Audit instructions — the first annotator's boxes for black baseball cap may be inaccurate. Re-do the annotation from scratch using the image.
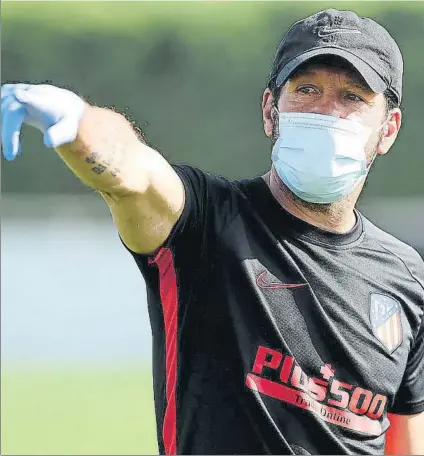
[268,9,403,104]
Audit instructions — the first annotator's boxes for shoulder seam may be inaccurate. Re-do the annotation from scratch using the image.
[373,238,424,345]
[373,239,424,296]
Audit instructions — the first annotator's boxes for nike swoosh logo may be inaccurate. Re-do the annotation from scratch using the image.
[256,271,308,290]
[317,26,361,37]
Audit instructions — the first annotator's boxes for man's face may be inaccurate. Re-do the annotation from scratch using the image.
[262,59,401,171]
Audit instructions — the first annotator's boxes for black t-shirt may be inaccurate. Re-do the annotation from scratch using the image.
[123,165,424,455]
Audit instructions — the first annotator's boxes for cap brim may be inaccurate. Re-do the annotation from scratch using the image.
[275,48,387,94]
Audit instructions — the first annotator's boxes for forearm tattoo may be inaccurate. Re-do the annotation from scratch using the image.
[85,151,123,177]
[84,116,146,178]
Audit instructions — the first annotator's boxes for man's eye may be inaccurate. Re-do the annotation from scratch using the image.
[297,86,318,95]
[344,92,364,102]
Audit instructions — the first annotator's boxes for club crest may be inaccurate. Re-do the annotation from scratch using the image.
[369,293,403,353]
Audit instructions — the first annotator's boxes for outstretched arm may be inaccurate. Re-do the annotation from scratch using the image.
[2,84,185,254]
[55,104,185,254]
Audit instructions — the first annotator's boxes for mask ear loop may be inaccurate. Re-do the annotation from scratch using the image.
[366,151,378,171]
[366,120,389,170]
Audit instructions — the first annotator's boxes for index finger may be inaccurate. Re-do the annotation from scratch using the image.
[1,96,27,161]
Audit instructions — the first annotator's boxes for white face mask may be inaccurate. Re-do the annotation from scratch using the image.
[271,112,384,204]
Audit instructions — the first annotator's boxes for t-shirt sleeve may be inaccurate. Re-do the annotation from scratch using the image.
[389,313,424,414]
[120,164,237,263]
[164,164,237,251]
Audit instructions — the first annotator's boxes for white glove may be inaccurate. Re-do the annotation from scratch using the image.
[1,83,85,161]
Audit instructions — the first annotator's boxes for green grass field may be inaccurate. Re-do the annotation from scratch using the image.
[1,367,158,455]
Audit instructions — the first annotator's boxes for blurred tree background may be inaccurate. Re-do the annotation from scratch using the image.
[2,1,424,198]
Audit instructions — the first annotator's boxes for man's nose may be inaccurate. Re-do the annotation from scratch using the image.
[309,97,344,118]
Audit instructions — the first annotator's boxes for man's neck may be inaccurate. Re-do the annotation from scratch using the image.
[263,168,358,234]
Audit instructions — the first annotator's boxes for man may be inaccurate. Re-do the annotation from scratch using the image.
[2,8,423,455]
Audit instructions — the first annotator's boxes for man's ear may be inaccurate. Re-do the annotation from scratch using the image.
[377,108,402,156]
[262,89,275,138]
